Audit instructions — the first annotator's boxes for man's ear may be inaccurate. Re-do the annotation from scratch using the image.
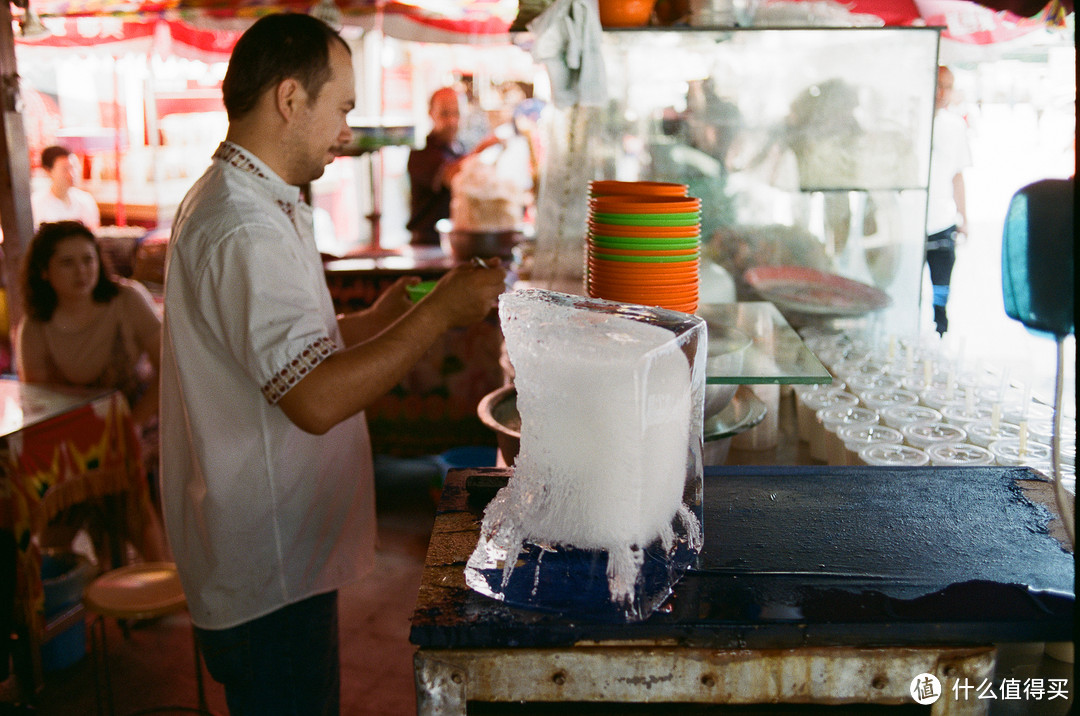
[275,77,305,122]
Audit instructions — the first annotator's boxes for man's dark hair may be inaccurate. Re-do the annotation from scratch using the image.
[222,13,350,122]
[40,145,72,171]
[22,221,119,322]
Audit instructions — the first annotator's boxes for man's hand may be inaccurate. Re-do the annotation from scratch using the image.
[369,276,417,323]
[425,259,507,329]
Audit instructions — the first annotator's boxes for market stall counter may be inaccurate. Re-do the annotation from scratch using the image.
[410,466,1073,714]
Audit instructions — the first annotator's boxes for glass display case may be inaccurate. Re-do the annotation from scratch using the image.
[531,27,940,334]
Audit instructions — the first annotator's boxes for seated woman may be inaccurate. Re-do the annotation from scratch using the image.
[15,220,168,566]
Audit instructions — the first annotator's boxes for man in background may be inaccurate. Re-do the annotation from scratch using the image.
[31,145,101,231]
[407,87,498,246]
[925,65,972,336]
[160,14,505,714]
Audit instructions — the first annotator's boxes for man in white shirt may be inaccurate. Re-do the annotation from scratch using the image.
[925,66,972,336]
[160,14,505,715]
[31,145,101,232]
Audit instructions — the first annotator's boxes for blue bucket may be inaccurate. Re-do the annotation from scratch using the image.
[435,446,498,477]
[41,551,93,671]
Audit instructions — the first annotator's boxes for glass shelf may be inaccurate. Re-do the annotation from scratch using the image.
[698,302,831,385]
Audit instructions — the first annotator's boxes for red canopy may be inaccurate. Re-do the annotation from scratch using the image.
[19,0,516,44]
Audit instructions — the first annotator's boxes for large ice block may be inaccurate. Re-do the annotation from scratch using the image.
[466,289,706,622]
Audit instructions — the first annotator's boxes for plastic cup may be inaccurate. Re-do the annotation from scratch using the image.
[881,405,943,430]
[940,404,996,427]
[860,388,919,413]
[901,421,967,450]
[589,250,701,263]
[818,406,880,465]
[859,443,930,467]
[1001,401,1056,425]
[589,223,701,237]
[838,424,903,465]
[920,386,967,412]
[590,236,701,250]
[798,388,858,446]
[927,443,996,466]
[848,374,903,399]
[589,195,702,214]
[965,419,1021,448]
[589,246,700,258]
[590,211,701,226]
[1025,417,1076,446]
[989,438,1053,466]
[589,180,688,197]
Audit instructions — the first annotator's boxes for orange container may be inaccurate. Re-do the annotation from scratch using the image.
[589,180,687,197]
[597,0,657,27]
[589,195,701,214]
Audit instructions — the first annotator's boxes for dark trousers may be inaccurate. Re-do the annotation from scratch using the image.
[195,591,340,716]
[926,226,958,333]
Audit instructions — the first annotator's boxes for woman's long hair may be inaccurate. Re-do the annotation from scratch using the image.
[23,220,120,322]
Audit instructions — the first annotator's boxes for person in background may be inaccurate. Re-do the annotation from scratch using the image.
[31,145,101,232]
[15,220,168,566]
[160,14,505,715]
[407,86,499,246]
[925,65,972,336]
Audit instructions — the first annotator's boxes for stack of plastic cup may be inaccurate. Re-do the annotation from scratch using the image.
[989,438,1054,467]
[818,406,879,465]
[859,443,930,467]
[881,405,943,431]
[795,384,843,441]
[920,385,967,413]
[860,388,919,413]
[927,443,996,466]
[847,373,903,400]
[586,181,701,314]
[941,403,995,427]
[800,389,859,452]
[901,422,967,451]
[838,424,903,465]
[965,419,1021,448]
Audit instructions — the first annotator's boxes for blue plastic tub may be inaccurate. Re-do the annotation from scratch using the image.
[41,551,93,671]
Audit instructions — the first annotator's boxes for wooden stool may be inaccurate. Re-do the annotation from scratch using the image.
[82,562,216,716]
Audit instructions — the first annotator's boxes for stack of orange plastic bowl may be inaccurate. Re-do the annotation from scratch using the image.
[586,180,701,314]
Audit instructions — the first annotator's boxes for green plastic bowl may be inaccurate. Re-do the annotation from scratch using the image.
[590,236,700,249]
[590,211,701,226]
[406,280,437,303]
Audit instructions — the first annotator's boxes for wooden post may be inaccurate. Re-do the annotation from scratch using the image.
[0,0,34,337]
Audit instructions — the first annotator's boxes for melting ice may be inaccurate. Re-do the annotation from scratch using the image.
[468,289,705,613]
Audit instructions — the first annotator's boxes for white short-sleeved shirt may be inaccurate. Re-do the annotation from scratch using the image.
[926,109,973,235]
[160,142,375,630]
[31,186,101,232]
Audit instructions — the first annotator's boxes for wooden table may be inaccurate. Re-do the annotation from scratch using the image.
[410,467,1073,715]
[0,379,148,688]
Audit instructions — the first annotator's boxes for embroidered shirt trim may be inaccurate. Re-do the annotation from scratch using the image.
[261,335,337,404]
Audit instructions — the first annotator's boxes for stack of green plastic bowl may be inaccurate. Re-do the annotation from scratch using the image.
[586,180,701,314]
